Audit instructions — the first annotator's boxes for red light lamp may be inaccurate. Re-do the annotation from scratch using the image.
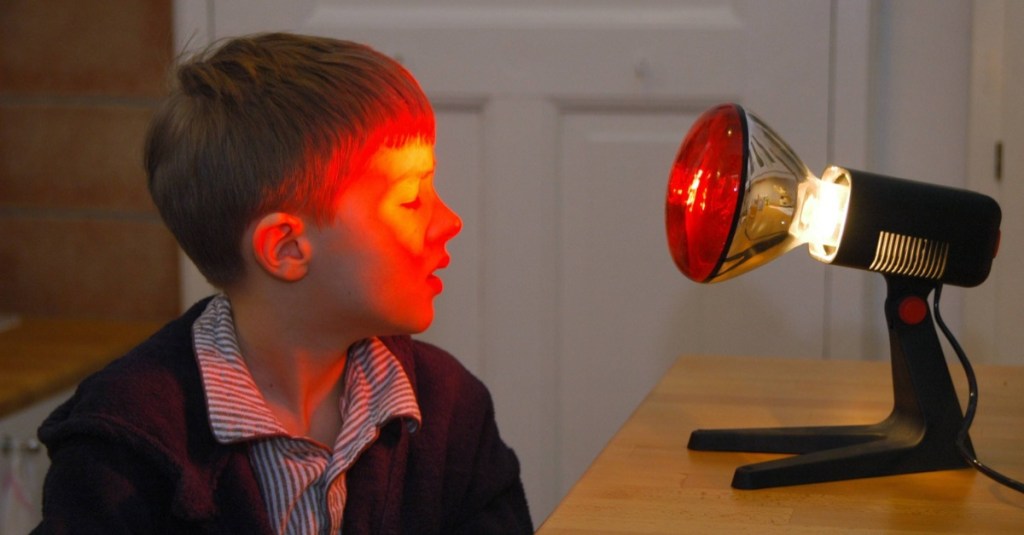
[666,103,1002,489]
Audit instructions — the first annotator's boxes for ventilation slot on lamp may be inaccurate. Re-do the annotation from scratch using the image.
[869,231,949,280]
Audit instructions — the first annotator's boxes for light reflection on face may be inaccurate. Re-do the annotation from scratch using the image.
[306,137,462,336]
[375,140,440,255]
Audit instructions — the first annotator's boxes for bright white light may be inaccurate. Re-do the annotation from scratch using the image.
[803,181,849,245]
[790,167,851,262]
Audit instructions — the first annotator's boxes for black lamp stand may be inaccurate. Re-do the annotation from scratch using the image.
[687,274,972,489]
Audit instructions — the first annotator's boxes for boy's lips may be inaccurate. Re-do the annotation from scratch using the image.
[427,254,450,294]
[427,272,444,294]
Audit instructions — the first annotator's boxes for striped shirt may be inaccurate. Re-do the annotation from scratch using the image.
[192,295,421,534]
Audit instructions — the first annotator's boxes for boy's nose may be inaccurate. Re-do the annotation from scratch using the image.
[431,197,462,243]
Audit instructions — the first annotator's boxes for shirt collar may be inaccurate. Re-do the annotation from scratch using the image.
[192,294,422,445]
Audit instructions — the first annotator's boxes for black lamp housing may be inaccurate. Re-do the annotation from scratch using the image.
[828,170,1000,288]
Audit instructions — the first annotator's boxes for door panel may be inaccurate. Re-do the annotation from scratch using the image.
[967,0,1024,365]
[417,104,486,376]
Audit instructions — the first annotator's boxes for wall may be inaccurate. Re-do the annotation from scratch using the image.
[0,0,179,321]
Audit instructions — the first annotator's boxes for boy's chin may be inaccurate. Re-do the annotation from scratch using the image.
[386,310,435,337]
[406,316,434,335]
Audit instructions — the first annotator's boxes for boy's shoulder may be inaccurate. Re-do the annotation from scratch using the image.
[381,335,495,415]
[38,300,212,452]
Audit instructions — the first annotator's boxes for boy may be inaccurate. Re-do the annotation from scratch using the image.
[33,33,532,534]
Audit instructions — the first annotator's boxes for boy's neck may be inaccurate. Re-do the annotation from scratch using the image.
[226,290,357,447]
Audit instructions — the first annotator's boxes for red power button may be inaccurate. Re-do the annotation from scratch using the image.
[898,296,929,325]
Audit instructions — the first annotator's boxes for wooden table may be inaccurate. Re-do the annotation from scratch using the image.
[538,355,1024,533]
[0,317,163,417]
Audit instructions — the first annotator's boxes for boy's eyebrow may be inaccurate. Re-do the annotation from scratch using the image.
[389,167,434,184]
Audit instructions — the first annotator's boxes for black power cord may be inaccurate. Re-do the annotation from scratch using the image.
[933,284,1024,493]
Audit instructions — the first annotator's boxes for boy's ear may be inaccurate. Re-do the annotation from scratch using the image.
[251,213,313,282]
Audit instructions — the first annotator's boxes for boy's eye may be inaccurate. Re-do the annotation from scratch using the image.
[391,177,422,209]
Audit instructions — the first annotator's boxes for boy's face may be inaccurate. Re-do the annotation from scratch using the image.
[305,137,462,336]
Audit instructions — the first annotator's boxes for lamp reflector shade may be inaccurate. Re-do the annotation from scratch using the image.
[665,104,745,282]
[666,103,813,283]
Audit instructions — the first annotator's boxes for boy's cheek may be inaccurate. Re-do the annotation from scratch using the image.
[379,204,427,255]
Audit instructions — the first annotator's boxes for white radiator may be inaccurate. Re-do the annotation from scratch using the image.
[0,436,42,534]
[0,385,73,533]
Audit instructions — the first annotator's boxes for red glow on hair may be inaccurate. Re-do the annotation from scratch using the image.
[265,109,436,225]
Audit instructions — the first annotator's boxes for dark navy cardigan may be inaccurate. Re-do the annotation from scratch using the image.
[32,299,532,534]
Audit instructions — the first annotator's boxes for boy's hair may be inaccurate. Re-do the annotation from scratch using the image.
[145,32,435,288]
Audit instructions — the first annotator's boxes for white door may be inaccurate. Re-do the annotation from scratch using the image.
[966,0,1024,366]
[175,0,834,522]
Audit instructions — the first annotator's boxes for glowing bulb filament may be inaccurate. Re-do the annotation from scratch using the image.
[791,169,851,262]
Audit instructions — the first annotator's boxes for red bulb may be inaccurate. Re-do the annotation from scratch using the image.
[666,104,745,282]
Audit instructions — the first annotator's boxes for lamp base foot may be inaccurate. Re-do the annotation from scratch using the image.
[688,413,969,489]
[688,275,972,489]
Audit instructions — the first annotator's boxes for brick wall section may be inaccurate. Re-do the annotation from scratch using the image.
[0,0,180,321]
